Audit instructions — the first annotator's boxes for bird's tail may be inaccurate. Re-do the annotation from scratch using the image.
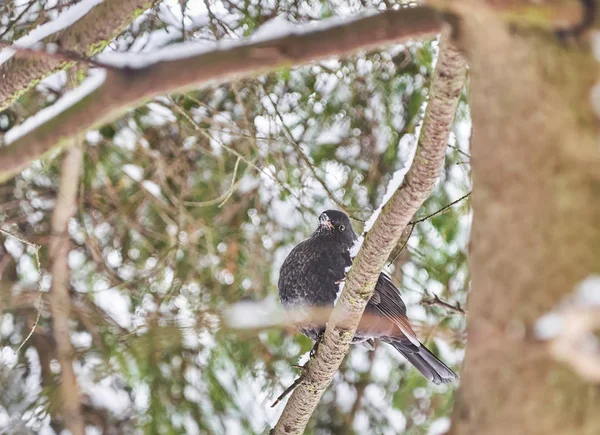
[390,341,458,385]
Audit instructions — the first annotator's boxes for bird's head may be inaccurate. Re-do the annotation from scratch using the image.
[316,210,357,247]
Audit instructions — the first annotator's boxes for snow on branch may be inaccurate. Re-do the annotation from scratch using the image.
[0,0,154,111]
[0,0,104,67]
[0,6,445,182]
[271,31,466,434]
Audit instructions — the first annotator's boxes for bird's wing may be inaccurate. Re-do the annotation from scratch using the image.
[367,273,420,347]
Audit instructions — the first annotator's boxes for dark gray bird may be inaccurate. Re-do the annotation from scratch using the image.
[278,210,458,384]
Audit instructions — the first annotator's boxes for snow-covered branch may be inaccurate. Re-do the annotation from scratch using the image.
[0,6,445,182]
[0,0,155,111]
[272,30,466,434]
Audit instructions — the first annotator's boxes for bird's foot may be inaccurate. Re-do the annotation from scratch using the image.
[309,332,324,358]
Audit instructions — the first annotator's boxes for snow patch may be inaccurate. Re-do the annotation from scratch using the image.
[252,15,295,42]
[4,69,107,144]
[122,164,144,182]
[0,0,104,67]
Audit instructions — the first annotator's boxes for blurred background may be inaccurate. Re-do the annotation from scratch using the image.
[0,0,471,433]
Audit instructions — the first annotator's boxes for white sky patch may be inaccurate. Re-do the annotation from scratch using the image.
[4,69,107,144]
[0,0,103,67]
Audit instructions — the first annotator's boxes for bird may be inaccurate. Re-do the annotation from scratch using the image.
[278,209,458,384]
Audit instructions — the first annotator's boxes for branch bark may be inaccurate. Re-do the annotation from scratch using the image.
[0,0,155,111]
[48,144,85,435]
[272,30,466,434]
[0,6,446,182]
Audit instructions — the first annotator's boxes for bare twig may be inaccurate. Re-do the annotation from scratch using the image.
[422,293,467,315]
[410,191,471,225]
[387,191,470,266]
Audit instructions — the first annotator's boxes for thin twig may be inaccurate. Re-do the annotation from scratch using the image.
[388,224,415,266]
[448,143,471,159]
[218,156,241,208]
[0,228,43,354]
[421,293,467,315]
[388,192,471,266]
[410,191,471,225]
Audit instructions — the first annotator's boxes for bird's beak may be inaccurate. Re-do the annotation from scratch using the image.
[319,214,334,230]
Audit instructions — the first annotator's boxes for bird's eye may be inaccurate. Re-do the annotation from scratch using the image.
[338,225,345,232]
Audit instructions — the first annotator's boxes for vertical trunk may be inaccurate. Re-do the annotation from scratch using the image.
[49,146,85,435]
[451,11,600,435]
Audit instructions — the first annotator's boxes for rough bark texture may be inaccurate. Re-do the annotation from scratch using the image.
[0,0,154,111]
[48,145,85,435]
[272,31,466,435]
[450,9,600,435]
[0,7,445,183]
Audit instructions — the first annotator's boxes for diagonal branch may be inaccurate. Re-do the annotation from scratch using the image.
[0,6,447,183]
[48,143,85,435]
[0,0,155,111]
[271,30,466,434]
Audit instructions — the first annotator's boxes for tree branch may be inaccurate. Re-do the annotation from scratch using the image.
[0,6,446,182]
[48,144,85,435]
[271,30,466,434]
[0,0,155,111]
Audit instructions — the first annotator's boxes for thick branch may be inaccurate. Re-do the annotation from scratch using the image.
[48,145,85,435]
[0,6,445,182]
[272,30,466,434]
[0,0,155,111]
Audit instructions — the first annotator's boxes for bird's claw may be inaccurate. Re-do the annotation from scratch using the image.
[309,332,324,358]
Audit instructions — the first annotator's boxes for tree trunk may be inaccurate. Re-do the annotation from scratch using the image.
[451,10,600,435]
